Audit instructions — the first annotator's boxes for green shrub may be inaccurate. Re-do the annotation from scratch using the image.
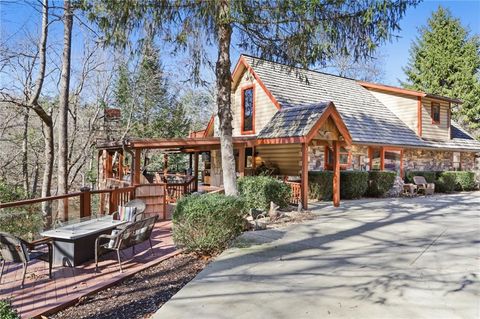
[308,171,333,201]
[435,172,457,193]
[367,171,396,197]
[340,171,369,199]
[238,176,291,210]
[405,171,437,184]
[0,300,19,319]
[173,194,245,255]
[451,171,476,191]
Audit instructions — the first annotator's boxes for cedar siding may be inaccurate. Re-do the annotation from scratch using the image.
[232,69,277,136]
[368,89,419,134]
[421,97,450,141]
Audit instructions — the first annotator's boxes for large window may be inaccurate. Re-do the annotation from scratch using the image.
[325,146,350,170]
[369,147,403,176]
[241,86,254,133]
[431,102,440,124]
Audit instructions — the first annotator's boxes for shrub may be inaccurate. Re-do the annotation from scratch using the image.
[451,171,476,191]
[238,176,291,210]
[0,300,19,319]
[308,171,333,201]
[367,171,396,197]
[405,170,476,192]
[340,171,369,199]
[173,194,245,255]
[405,171,437,184]
[435,172,457,193]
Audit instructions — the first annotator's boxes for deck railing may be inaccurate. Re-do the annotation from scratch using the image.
[166,176,197,203]
[285,181,301,206]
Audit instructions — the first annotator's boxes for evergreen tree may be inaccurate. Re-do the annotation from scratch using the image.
[402,6,480,132]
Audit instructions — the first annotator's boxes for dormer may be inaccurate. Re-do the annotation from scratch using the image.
[359,81,461,141]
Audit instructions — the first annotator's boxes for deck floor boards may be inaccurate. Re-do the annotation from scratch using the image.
[0,221,176,318]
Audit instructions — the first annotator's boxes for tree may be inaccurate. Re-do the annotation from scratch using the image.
[402,6,480,133]
[323,51,386,82]
[81,0,419,196]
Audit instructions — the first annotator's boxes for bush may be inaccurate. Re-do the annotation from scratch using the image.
[308,171,333,201]
[0,300,19,319]
[238,176,291,210]
[405,171,437,184]
[367,171,396,197]
[340,171,369,199]
[451,171,476,191]
[435,172,457,193]
[405,170,476,193]
[173,194,245,255]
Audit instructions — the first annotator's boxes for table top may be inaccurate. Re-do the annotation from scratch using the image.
[40,216,126,240]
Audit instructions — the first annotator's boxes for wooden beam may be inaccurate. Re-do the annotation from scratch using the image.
[133,149,141,185]
[301,143,309,210]
[194,152,199,191]
[238,146,246,177]
[105,151,113,179]
[333,141,340,207]
[417,96,423,136]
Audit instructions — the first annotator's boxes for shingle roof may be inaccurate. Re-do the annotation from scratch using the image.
[243,55,480,152]
[257,102,330,139]
[422,122,480,151]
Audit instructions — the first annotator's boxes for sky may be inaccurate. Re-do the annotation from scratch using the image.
[1,0,479,88]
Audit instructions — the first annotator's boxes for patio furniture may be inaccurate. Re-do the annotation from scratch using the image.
[95,215,158,273]
[403,183,417,197]
[40,216,127,267]
[413,176,435,195]
[112,199,147,227]
[0,233,52,288]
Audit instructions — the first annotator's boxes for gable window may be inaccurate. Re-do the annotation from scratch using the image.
[325,146,350,170]
[241,86,255,134]
[431,102,441,124]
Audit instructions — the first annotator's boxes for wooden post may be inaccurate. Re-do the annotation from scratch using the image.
[133,149,141,185]
[252,146,256,171]
[163,153,169,177]
[118,152,124,180]
[189,153,193,173]
[238,147,246,177]
[194,152,199,191]
[301,143,309,210]
[79,186,91,218]
[333,140,340,207]
[106,151,113,178]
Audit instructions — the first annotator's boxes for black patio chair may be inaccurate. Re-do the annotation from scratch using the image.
[0,232,52,288]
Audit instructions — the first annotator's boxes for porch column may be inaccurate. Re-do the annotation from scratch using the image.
[301,142,309,210]
[238,146,246,177]
[189,153,193,173]
[333,141,340,207]
[105,151,113,179]
[194,152,199,191]
[133,149,141,185]
[163,153,169,177]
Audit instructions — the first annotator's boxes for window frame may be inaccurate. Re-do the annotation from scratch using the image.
[324,145,351,170]
[240,85,255,135]
[431,102,441,124]
[368,146,404,177]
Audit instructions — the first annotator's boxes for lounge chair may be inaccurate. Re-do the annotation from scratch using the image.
[0,232,52,288]
[413,176,435,195]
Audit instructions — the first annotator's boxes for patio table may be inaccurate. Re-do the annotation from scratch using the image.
[40,215,126,267]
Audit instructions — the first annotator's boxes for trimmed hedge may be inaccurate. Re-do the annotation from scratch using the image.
[366,171,396,197]
[238,176,291,210]
[173,194,245,255]
[308,171,333,201]
[340,171,369,199]
[405,170,476,192]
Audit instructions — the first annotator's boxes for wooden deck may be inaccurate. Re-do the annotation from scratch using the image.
[0,221,178,318]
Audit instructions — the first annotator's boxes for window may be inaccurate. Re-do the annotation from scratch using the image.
[369,147,403,177]
[325,146,350,169]
[453,152,461,170]
[241,86,254,133]
[431,102,440,124]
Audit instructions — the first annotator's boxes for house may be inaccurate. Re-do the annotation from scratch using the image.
[96,54,480,209]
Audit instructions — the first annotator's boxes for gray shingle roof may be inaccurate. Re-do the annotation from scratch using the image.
[257,102,330,139]
[243,55,480,152]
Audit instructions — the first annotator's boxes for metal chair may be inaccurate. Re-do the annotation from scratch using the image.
[0,232,52,288]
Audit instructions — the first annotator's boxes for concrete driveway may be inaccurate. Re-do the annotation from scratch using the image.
[153,192,480,319]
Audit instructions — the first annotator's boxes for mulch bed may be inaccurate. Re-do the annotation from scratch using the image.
[49,254,210,319]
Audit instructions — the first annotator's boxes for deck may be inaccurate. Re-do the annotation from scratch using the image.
[0,221,177,318]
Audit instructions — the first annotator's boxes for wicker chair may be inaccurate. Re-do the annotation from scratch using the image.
[413,176,435,195]
[0,232,52,288]
[112,199,147,227]
[95,215,158,273]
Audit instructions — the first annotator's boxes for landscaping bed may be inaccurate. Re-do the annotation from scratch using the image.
[50,253,210,319]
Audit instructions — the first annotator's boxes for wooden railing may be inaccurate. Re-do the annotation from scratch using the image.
[166,176,197,203]
[285,181,301,206]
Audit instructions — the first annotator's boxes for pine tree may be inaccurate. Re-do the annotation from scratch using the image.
[402,6,480,132]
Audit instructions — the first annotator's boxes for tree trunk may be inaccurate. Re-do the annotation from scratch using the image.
[22,108,30,195]
[215,0,237,196]
[31,159,39,196]
[57,0,73,209]
[41,122,54,223]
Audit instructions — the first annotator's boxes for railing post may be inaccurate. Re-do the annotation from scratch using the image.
[79,186,91,218]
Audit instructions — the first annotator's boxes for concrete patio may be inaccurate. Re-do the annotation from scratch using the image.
[153,192,480,319]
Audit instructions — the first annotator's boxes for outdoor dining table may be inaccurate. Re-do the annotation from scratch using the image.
[40,215,126,267]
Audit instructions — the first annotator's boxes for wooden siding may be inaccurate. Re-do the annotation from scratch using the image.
[256,144,302,176]
[232,70,278,136]
[368,88,418,134]
[421,97,450,140]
